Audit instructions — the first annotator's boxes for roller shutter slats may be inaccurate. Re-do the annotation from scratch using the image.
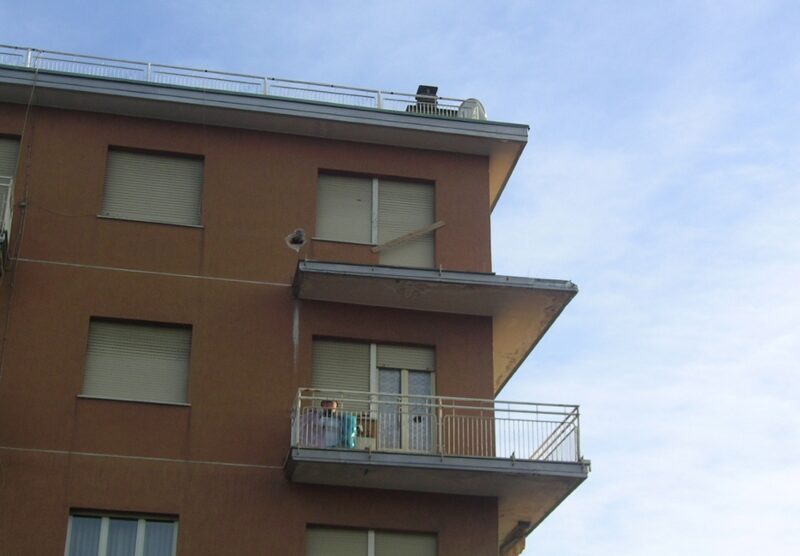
[375,532,437,556]
[378,180,434,267]
[82,321,191,404]
[316,175,372,243]
[376,345,435,371]
[306,528,368,556]
[0,138,20,178]
[311,340,370,412]
[102,150,203,226]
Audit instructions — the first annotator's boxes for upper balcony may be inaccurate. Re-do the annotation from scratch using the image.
[285,388,590,553]
[294,261,578,393]
[0,45,528,209]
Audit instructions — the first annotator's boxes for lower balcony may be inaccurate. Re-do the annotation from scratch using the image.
[284,388,590,552]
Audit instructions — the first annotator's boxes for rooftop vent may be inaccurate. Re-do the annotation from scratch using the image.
[415,85,439,105]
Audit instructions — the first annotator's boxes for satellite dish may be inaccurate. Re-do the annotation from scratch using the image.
[458,98,487,120]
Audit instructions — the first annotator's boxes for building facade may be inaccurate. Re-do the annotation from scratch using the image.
[0,46,588,555]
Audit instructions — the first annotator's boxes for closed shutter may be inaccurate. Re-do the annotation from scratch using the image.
[312,340,370,412]
[316,175,372,243]
[102,150,203,226]
[378,180,434,268]
[375,532,437,556]
[377,344,435,371]
[0,138,20,178]
[82,320,191,404]
[306,528,368,556]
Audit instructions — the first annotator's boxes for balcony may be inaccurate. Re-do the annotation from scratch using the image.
[0,175,13,271]
[293,262,578,393]
[285,388,590,549]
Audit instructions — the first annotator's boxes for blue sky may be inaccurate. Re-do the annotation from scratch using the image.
[4,0,799,553]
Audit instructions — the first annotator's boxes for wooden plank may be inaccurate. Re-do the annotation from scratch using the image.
[370,221,445,253]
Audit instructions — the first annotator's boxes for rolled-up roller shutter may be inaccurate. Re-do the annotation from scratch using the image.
[376,344,435,371]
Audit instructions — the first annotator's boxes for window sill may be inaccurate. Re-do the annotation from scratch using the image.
[97,214,205,229]
[77,394,191,408]
[311,237,376,247]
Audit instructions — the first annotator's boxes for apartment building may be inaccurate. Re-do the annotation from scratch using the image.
[0,46,589,555]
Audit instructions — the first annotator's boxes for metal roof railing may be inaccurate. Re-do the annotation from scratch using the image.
[0,45,488,121]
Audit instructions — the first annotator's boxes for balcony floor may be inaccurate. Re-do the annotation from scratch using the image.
[285,447,589,546]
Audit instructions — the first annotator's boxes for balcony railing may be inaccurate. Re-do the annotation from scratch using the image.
[0,45,488,121]
[291,388,582,463]
[0,175,13,240]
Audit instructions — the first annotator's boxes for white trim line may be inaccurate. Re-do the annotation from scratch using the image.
[0,445,282,470]
[97,518,110,556]
[367,530,376,556]
[310,237,376,247]
[96,214,205,229]
[14,258,292,287]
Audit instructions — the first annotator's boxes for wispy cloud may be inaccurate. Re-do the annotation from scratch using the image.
[4,0,800,553]
[493,2,800,553]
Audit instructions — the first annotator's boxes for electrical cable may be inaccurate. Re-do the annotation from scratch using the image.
[0,51,41,385]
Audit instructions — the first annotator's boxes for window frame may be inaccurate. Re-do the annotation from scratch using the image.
[313,174,436,247]
[311,338,436,396]
[79,318,193,407]
[311,338,436,452]
[64,511,178,556]
[99,147,205,228]
[306,526,436,556]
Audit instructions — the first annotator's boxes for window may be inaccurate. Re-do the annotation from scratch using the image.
[81,319,191,405]
[311,339,435,451]
[316,174,435,267]
[0,137,20,237]
[306,527,436,556]
[0,137,20,179]
[66,513,177,556]
[101,149,203,226]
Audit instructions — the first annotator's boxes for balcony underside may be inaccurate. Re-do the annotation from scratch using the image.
[293,261,578,393]
[286,447,588,549]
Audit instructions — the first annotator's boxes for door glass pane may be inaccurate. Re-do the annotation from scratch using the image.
[68,516,101,556]
[144,520,175,556]
[408,371,433,452]
[107,519,137,556]
[378,369,401,450]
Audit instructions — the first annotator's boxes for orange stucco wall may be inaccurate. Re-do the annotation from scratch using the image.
[0,103,498,555]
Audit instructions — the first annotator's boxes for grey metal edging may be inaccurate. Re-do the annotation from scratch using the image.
[288,447,590,479]
[0,66,529,143]
[295,260,578,293]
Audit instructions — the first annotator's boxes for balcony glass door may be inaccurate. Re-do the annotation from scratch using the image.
[377,368,434,453]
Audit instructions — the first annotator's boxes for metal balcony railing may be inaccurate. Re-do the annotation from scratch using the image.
[0,175,13,242]
[0,45,488,121]
[291,388,582,463]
